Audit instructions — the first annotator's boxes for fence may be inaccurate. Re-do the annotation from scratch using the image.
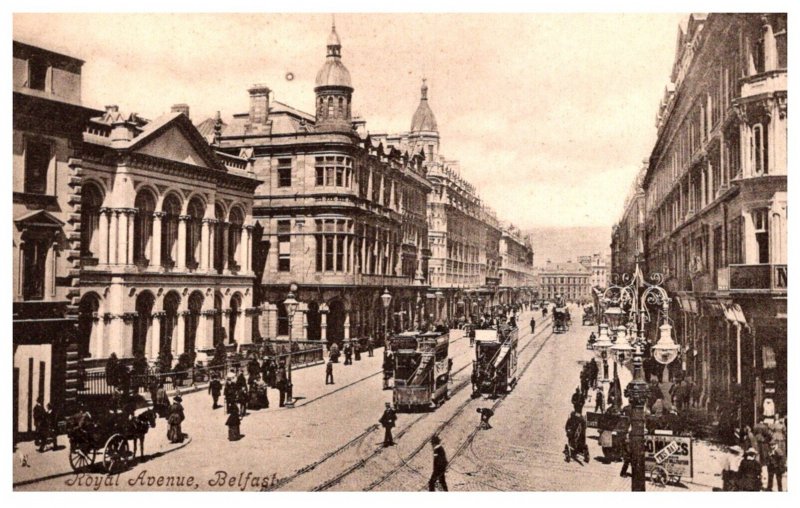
[76,346,325,397]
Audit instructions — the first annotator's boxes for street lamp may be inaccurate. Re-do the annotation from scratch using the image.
[593,323,614,382]
[652,321,680,365]
[283,287,299,408]
[610,326,635,363]
[381,288,392,354]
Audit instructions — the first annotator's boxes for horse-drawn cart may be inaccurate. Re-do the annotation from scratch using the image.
[67,408,155,474]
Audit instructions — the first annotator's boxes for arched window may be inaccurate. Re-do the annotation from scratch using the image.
[133,291,155,358]
[186,197,205,270]
[161,291,181,362]
[338,97,344,117]
[327,97,334,119]
[161,194,181,268]
[80,183,103,259]
[78,293,100,358]
[228,207,244,271]
[229,293,242,344]
[133,189,156,265]
[214,204,226,274]
[185,291,204,354]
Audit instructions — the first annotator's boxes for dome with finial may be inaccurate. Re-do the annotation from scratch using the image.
[315,22,352,89]
[410,78,438,133]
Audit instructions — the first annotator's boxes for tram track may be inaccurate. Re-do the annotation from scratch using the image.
[308,314,553,492]
[364,318,555,492]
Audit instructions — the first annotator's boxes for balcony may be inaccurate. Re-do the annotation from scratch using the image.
[721,264,787,293]
[739,70,787,100]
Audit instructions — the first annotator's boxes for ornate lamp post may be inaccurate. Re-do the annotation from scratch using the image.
[604,258,675,491]
[283,287,299,408]
[593,323,614,382]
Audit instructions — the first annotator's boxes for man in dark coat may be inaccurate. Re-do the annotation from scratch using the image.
[46,403,59,450]
[765,440,785,491]
[588,358,599,388]
[33,397,47,452]
[354,341,361,361]
[379,402,397,447]
[367,338,374,357]
[344,343,352,365]
[277,367,287,407]
[428,435,448,491]
[209,375,222,409]
[383,355,393,390]
[737,448,763,491]
[530,316,536,335]
[237,384,248,416]
[325,360,334,385]
[167,395,185,443]
[571,387,585,414]
[223,379,236,414]
[565,410,589,462]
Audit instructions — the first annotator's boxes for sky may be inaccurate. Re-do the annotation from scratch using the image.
[13,12,686,230]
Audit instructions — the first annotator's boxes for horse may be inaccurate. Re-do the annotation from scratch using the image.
[127,409,156,459]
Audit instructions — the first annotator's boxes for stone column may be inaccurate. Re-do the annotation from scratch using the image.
[89,313,104,359]
[208,220,217,272]
[320,306,328,342]
[118,211,129,266]
[121,313,137,358]
[98,208,109,265]
[177,215,189,271]
[221,223,230,273]
[150,313,163,360]
[241,308,254,346]
[175,310,187,357]
[152,212,164,268]
[300,303,309,340]
[201,219,211,272]
[344,311,351,340]
[109,210,119,265]
[127,209,136,266]
[243,226,253,274]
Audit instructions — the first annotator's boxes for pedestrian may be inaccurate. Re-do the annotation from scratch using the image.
[277,368,287,407]
[167,395,185,444]
[226,403,242,441]
[594,387,605,413]
[236,371,247,390]
[471,369,480,394]
[588,358,598,388]
[354,341,361,361]
[765,440,785,491]
[148,378,159,409]
[768,414,787,459]
[224,379,236,414]
[344,342,352,365]
[428,435,448,491]
[737,448,762,491]
[753,417,771,463]
[238,383,248,416]
[564,410,589,463]
[721,445,743,491]
[326,360,334,385]
[529,316,536,335]
[33,397,47,453]
[209,374,222,409]
[619,428,631,477]
[571,387,584,414]
[367,338,374,357]
[379,402,397,447]
[45,403,59,451]
[477,407,494,429]
[155,382,170,418]
[579,367,589,398]
[330,342,340,363]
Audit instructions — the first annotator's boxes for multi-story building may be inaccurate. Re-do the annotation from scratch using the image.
[75,104,260,371]
[610,162,647,278]
[499,223,536,304]
[373,81,515,321]
[639,13,786,425]
[211,25,433,342]
[12,41,103,438]
[539,261,592,303]
[578,252,610,289]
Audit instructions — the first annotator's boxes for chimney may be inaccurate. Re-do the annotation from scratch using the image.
[171,103,190,119]
[247,84,270,125]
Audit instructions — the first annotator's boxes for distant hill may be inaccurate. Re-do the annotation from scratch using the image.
[525,227,612,266]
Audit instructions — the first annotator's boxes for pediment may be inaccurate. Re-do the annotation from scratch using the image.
[14,209,65,229]
[134,123,214,169]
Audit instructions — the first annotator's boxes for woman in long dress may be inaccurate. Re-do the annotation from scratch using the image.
[167,395,185,443]
[226,404,241,441]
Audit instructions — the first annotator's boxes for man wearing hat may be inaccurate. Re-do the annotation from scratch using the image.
[33,397,47,452]
[167,395,185,444]
[721,445,743,491]
[737,447,763,491]
[379,402,397,447]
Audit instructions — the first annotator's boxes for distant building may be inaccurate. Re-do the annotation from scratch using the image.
[539,260,591,304]
[610,162,647,279]
[578,253,610,289]
[499,223,535,304]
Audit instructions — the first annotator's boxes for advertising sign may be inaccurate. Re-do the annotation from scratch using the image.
[644,434,693,478]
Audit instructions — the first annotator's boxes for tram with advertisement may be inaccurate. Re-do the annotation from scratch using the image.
[391,330,451,411]
[472,324,518,397]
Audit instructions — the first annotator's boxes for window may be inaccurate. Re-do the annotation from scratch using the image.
[277,220,291,272]
[314,156,352,188]
[752,123,768,175]
[315,219,350,273]
[28,59,48,91]
[22,237,48,300]
[753,209,769,264]
[728,217,744,265]
[277,158,292,187]
[24,139,50,194]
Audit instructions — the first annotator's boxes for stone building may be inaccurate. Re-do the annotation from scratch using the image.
[610,162,647,279]
[12,40,102,437]
[499,223,536,304]
[539,261,592,304]
[209,24,433,343]
[640,13,787,424]
[75,106,260,369]
[578,252,610,289]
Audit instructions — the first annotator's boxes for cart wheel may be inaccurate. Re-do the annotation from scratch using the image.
[103,434,130,475]
[650,466,668,487]
[69,441,97,471]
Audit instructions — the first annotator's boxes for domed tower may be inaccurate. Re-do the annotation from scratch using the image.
[409,79,440,163]
[314,22,353,132]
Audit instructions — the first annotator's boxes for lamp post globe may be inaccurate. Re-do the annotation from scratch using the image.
[652,321,680,365]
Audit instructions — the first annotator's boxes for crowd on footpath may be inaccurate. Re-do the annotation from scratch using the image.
[564,331,788,491]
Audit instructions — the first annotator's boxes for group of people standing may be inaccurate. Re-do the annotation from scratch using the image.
[721,415,787,491]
